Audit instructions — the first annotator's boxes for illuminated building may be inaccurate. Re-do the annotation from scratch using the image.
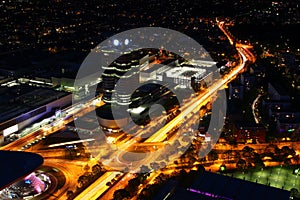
[163,66,207,89]
[0,86,71,145]
[102,51,149,105]
[233,122,266,143]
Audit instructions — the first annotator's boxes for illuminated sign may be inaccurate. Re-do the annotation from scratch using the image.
[55,110,62,117]
[3,124,18,137]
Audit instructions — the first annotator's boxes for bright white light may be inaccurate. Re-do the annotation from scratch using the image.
[113,39,119,46]
[3,124,18,137]
[130,106,146,114]
[48,138,95,148]
[124,39,129,45]
[106,136,115,144]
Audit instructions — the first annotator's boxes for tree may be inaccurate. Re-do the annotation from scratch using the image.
[178,169,188,182]
[236,158,247,171]
[242,146,254,153]
[207,150,218,161]
[290,188,300,199]
[253,156,265,168]
[228,139,237,146]
[150,162,160,171]
[113,189,130,200]
[92,164,102,175]
[127,177,141,195]
[77,146,86,156]
[226,150,240,160]
[187,156,197,167]
[264,144,279,157]
[77,175,89,188]
[284,158,292,166]
[65,147,76,159]
[280,146,296,157]
[160,161,167,169]
[242,146,255,158]
[153,175,164,185]
[138,188,151,200]
[291,154,300,165]
[194,164,205,174]
[199,157,206,163]
[140,165,151,174]
[84,164,90,172]
[66,190,74,200]
[106,182,112,186]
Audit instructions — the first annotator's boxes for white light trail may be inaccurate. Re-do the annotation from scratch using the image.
[48,138,95,148]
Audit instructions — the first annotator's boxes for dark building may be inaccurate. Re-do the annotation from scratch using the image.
[268,81,290,101]
[233,122,266,143]
[153,171,290,200]
[0,85,71,144]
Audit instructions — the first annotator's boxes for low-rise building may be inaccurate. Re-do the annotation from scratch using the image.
[0,85,71,144]
[233,122,266,143]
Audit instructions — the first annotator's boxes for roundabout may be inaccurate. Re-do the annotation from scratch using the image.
[121,151,148,163]
[0,166,64,200]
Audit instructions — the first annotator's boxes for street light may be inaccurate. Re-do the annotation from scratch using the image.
[294,168,299,175]
[219,164,226,173]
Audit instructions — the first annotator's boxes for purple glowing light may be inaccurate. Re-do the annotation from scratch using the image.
[187,188,233,200]
[23,173,45,193]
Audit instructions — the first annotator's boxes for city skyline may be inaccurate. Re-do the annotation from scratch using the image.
[0,1,300,200]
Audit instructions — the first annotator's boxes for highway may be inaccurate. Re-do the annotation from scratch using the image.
[56,20,300,199]
[143,18,257,144]
[144,48,250,144]
[99,19,256,179]
[0,95,102,151]
[73,171,122,200]
[1,19,257,200]
[113,21,259,197]
[252,94,262,124]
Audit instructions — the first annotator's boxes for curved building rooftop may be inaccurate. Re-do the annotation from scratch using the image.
[96,104,130,130]
[0,151,43,190]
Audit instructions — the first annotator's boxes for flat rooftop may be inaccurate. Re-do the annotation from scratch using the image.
[269,81,290,96]
[0,85,69,123]
[154,171,290,200]
[165,66,206,79]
